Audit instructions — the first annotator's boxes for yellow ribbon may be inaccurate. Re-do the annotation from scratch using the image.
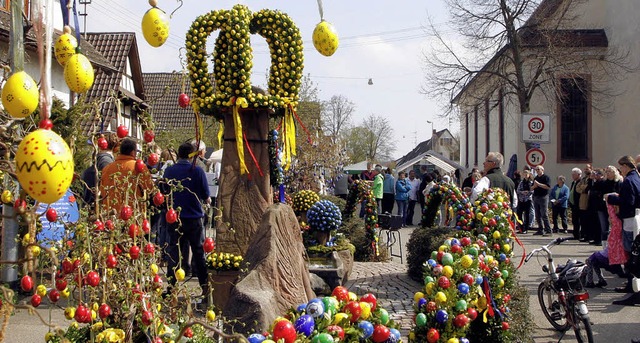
[225,97,249,175]
[217,119,224,149]
[281,105,297,170]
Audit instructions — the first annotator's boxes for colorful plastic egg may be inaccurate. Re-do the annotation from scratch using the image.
[272,320,296,343]
[442,265,454,277]
[16,129,74,203]
[247,333,266,343]
[64,53,94,93]
[378,308,389,325]
[460,255,473,268]
[306,298,325,318]
[415,313,427,327]
[141,5,169,47]
[1,71,39,118]
[358,320,374,338]
[436,309,449,324]
[427,328,440,343]
[359,301,371,319]
[435,291,447,304]
[312,20,339,56]
[311,333,334,343]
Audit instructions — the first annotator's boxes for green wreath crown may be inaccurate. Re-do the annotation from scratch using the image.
[186,4,304,117]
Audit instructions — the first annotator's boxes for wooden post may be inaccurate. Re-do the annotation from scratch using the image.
[215,108,273,255]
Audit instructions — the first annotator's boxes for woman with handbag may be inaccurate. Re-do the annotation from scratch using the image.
[606,155,640,305]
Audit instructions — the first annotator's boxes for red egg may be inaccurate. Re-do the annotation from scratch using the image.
[272,320,296,343]
[371,325,390,343]
[116,124,129,138]
[453,314,469,328]
[360,293,377,310]
[332,286,349,302]
[343,301,362,322]
[426,301,437,312]
[427,328,440,343]
[467,308,478,321]
[438,276,451,289]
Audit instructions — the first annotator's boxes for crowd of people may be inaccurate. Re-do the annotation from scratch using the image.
[80,135,218,303]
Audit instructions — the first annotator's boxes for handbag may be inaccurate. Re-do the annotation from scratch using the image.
[628,234,640,278]
[622,208,640,238]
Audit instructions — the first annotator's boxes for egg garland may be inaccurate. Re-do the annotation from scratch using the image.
[292,190,320,213]
[312,20,339,57]
[185,4,304,118]
[15,128,74,204]
[141,0,169,48]
[421,182,470,230]
[306,200,342,233]
[342,180,380,260]
[268,130,284,187]
[410,187,516,343]
[1,70,40,119]
[54,26,78,67]
[257,287,402,343]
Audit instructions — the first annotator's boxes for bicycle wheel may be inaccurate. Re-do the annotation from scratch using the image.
[537,282,570,331]
[572,310,594,343]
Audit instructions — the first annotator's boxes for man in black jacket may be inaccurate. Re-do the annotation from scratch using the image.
[568,167,583,239]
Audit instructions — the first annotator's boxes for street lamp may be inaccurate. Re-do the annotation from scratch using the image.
[427,120,434,152]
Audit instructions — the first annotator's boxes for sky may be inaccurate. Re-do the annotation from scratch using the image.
[76,0,454,160]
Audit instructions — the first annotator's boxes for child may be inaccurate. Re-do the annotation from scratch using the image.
[584,247,610,288]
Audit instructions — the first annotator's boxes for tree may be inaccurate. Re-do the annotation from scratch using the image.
[422,0,635,117]
[344,114,395,162]
[321,95,355,140]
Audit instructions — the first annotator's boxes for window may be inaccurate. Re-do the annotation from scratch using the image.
[440,137,453,145]
[1,1,30,16]
[558,77,590,162]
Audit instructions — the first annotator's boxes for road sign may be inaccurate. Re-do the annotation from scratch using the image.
[525,148,546,167]
[522,113,551,143]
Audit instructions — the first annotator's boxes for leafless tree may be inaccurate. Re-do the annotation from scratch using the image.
[344,114,395,162]
[422,0,636,118]
[321,95,355,140]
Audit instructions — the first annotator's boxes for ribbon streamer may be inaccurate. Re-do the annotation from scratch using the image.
[508,217,527,269]
[224,97,249,175]
[217,120,224,149]
[281,107,297,171]
[316,0,324,20]
[243,132,264,177]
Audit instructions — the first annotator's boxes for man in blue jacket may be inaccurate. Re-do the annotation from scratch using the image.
[162,142,211,301]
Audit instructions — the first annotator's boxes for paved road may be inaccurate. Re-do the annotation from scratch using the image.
[4,226,640,342]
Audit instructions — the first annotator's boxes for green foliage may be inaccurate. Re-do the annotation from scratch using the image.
[340,216,388,261]
[306,233,355,256]
[319,194,346,213]
[406,226,454,282]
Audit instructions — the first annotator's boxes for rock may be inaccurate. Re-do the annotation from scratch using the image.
[224,203,315,333]
[308,250,354,290]
[309,273,331,295]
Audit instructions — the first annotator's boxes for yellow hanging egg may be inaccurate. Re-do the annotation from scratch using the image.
[141,4,169,48]
[460,255,474,268]
[64,53,94,93]
[1,71,39,119]
[435,291,447,304]
[442,265,454,278]
[54,26,78,66]
[359,301,371,319]
[312,20,339,56]
[15,129,74,204]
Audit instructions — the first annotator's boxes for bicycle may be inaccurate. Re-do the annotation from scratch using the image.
[525,237,594,343]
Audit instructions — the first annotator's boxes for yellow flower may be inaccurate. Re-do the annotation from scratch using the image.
[96,328,125,342]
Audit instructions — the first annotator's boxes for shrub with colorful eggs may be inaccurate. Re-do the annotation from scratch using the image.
[410,187,518,343]
[293,190,321,213]
[249,286,402,343]
[307,199,342,233]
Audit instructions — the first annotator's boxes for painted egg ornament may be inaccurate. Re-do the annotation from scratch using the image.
[306,299,325,318]
[378,308,390,325]
[141,0,169,48]
[1,71,39,118]
[326,325,344,340]
[390,328,401,342]
[358,320,374,338]
[311,333,334,343]
[272,319,297,343]
[312,20,339,56]
[458,282,470,295]
[415,313,427,327]
[448,338,460,343]
[322,296,339,315]
[426,328,440,343]
[247,333,266,343]
[371,325,391,343]
[442,265,454,277]
[294,314,315,337]
[359,301,372,319]
[436,309,449,324]
[64,53,94,93]
[332,312,349,325]
[16,129,74,203]
[54,26,78,66]
[460,255,474,268]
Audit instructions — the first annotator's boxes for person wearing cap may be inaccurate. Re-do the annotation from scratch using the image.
[470,152,517,207]
[191,139,209,171]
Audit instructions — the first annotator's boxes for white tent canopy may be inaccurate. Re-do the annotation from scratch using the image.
[343,160,370,174]
[395,150,463,174]
[207,149,223,164]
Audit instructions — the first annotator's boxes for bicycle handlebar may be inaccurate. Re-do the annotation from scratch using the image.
[525,237,574,262]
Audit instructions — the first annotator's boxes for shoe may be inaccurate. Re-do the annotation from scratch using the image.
[562,229,568,234]
[579,238,587,242]
[612,292,640,306]
[595,280,608,288]
[553,229,559,233]
[521,230,528,234]
[533,231,544,236]
[585,281,596,288]
[615,283,632,293]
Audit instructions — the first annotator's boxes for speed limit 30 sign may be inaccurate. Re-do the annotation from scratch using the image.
[522,113,550,143]
[526,148,545,167]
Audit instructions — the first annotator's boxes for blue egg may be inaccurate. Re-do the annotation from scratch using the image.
[499,253,507,261]
[458,283,470,295]
[358,320,374,338]
[418,298,427,308]
[295,314,315,337]
[436,309,449,323]
[297,303,307,312]
[390,328,401,340]
[248,333,266,343]
[427,259,437,267]
[451,238,460,246]
[306,298,325,318]
[476,276,484,285]
[460,338,470,343]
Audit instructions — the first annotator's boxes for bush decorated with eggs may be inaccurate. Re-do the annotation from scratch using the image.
[306,199,342,233]
[252,286,402,343]
[410,187,519,343]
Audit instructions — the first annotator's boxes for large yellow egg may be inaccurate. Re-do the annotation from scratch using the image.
[16,129,74,203]
[312,20,339,56]
[54,29,77,67]
[1,71,39,118]
[142,7,169,48]
[64,53,94,93]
